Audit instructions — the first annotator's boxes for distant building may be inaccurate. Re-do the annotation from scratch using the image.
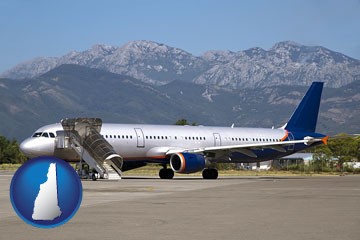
[343,162,360,169]
[242,153,315,170]
[240,153,343,171]
[242,161,272,170]
[277,153,314,166]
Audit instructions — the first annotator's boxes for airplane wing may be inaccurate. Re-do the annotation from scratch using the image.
[166,137,326,158]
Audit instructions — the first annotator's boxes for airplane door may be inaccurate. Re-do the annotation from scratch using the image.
[213,133,221,146]
[288,132,295,151]
[134,128,145,148]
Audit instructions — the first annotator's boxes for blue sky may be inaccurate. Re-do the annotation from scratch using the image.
[1,0,359,73]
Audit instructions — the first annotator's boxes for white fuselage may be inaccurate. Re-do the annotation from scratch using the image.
[20,122,288,163]
[102,124,287,159]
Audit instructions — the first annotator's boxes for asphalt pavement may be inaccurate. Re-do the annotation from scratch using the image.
[0,172,359,240]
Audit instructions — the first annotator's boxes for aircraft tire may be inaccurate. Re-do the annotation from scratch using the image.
[202,169,209,179]
[91,173,97,181]
[159,168,174,179]
[210,168,218,179]
[202,168,218,179]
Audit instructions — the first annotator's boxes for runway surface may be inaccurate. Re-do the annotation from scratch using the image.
[1,172,359,240]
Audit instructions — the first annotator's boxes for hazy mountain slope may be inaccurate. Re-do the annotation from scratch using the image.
[1,65,359,141]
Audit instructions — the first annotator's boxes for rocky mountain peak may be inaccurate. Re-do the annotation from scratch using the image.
[1,41,359,89]
[122,40,168,52]
[89,44,117,55]
[271,41,302,50]
[201,50,236,63]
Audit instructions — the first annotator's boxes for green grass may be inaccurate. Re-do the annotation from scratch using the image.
[0,164,21,170]
[124,165,345,177]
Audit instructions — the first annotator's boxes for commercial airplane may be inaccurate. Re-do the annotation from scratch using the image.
[20,82,328,179]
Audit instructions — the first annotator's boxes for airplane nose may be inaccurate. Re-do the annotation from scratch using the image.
[19,137,55,158]
[19,138,37,158]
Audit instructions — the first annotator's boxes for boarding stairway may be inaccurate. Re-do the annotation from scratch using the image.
[54,118,123,180]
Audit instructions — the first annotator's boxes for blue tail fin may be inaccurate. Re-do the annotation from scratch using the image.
[285,82,324,133]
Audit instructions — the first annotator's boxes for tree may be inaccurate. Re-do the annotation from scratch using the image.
[312,144,333,172]
[310,134,360,172]
[175,119,197,126]
[0,136,26,164]
[328,134,358,170]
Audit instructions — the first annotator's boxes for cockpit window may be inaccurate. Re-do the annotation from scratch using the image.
[42,132,49,138]
[32,132,42,137]
[32,132,55,138]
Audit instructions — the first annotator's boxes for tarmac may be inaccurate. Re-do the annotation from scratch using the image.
[0,172,359,240]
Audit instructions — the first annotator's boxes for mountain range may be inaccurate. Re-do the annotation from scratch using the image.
[1,63,359,141]
[1,41,359,89]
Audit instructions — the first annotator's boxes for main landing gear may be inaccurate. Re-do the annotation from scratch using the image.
[202,168,218,179]
[158,166,218,180]
[159,168,174,179]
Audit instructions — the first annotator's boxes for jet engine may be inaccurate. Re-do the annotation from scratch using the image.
[170,153,206,174]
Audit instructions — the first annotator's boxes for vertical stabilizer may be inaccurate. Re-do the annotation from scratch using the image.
[284,82,324,133]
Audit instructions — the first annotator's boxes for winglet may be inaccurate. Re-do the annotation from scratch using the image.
[322,136,329,145]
